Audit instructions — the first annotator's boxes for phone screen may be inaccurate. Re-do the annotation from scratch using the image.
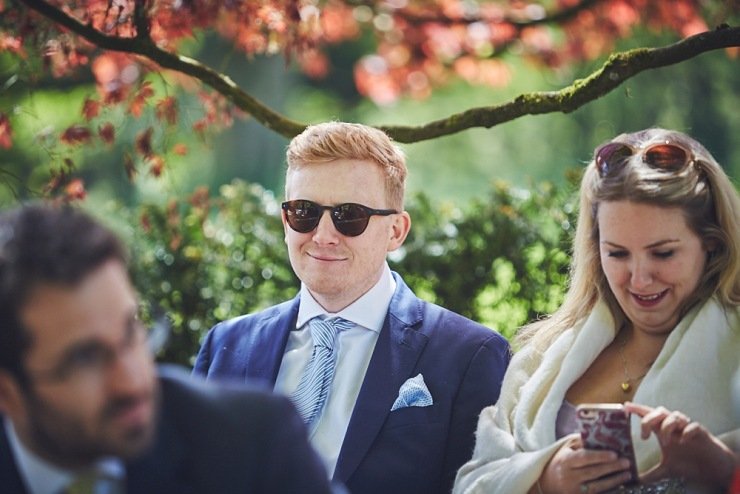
[576,403,639,484]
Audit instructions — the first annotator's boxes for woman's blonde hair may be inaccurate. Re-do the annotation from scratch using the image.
[516,128,740,352]
[285,122,407,210]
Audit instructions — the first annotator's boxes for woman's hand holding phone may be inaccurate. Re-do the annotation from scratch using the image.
[576,403,639,485]
[536,403,638,494]
[537,435,633,494]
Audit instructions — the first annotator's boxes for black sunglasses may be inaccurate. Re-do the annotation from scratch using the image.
[282,200,398,237]
[595,141,694,178]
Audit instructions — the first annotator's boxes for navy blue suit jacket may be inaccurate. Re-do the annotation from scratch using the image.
[193,272,511,494]
[0,367,332,494]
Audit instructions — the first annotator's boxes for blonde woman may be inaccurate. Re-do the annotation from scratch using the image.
[454,128,740,494]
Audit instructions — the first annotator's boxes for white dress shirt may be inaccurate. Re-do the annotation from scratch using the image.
[4,419,125,494]
[275,263,396,477]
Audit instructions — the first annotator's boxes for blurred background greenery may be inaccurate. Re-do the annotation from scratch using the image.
[1,26,738,364]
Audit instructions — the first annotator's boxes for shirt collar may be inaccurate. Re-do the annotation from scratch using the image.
[297,263,396,333]
[4,419,124,494]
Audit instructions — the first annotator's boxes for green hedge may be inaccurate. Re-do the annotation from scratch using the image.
[119,177,579,366]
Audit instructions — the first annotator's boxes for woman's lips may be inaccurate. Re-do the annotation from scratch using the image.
[630,289,667,307]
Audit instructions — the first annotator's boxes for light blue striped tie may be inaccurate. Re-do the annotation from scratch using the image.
[291,317,353,427]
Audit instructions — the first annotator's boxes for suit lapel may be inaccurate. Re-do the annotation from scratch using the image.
[333,274,429,482]
[0,418,28,494]
[244,297,300,387]
[126,387,190,493]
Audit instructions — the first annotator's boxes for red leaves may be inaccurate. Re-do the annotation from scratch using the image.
[453,58,511,87]
[44,39,90,78]
[2,0,722,183]
[298,49,329,79]
[65,178,87,201]
[135,127,154,157]
[190,91,240,135]
[98,122,116,144]
[82,98,101,120]
[166,200,182,250]
[155,96,178,125]
[124,152,137,181]
[140,211,152,233]
[320,4,360,43]
[0,33,26,57]
[172,143,188,156]
[148,155,166,178]
[92,52,140,104]
[0,113,12,149]
[44,159,86,203]
[60,125,92,145]
[189,186,211,223]
[4,0,718,117]
[134,127,167,177]
[62,117,113,148]
[129,81,155,118]
[189,186,210,211]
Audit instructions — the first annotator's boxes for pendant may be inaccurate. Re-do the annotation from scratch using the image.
[621,381,631,392]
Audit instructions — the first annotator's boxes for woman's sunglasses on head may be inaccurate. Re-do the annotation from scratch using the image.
[282,200,398,237]
[595,141,695,178]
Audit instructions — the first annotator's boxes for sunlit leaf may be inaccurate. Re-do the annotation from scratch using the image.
[148,154,165,177]
[64,178,87,201]
[172,142,188,155]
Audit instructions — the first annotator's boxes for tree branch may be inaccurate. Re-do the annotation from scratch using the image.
[16,0,740,144]
[18,0,306,137]
[380,25,740,143]
[133,0,151,41]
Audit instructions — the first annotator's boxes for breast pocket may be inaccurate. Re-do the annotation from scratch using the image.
[363,406,447,491]
[383,403,443,430]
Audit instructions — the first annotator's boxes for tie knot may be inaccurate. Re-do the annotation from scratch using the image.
[308,317,352,349]
[64,472,96,494]
[63,470,123,494]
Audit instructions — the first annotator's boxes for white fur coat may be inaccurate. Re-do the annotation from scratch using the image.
[453,298,740,494]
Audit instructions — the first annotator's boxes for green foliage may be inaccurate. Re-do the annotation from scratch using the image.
[397,179,577,340]
[120,182,298,365]
[122,177,578,365]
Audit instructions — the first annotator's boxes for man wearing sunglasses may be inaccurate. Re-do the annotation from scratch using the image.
[0,205,333,494]
[194,122,511,494]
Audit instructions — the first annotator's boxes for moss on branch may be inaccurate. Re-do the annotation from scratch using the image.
[17,0,740,144]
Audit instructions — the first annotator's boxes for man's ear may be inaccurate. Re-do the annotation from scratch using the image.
[388,211,411,252]
[0,370,26,420]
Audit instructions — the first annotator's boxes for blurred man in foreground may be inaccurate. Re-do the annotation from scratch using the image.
[0,204,332,494]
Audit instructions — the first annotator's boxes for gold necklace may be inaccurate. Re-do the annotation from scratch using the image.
[618,334,649,392]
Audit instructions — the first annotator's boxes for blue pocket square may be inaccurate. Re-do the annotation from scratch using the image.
[390,373,433,411]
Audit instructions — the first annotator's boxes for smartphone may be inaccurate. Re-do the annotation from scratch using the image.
[576,403,638,485]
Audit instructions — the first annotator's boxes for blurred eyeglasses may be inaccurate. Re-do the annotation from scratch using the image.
[27,313,170,386]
